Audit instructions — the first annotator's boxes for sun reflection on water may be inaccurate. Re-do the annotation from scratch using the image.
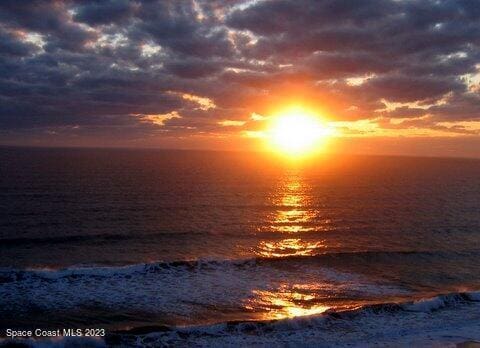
[256,172,330,257]
[244,285,330,320]
[270,176,315,234]
[259,172,329,255]
[262,173,333,235]
[256,238,324,258]
[247,172,333,320]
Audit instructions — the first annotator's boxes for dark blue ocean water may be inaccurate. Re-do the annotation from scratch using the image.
[1,147,479,330]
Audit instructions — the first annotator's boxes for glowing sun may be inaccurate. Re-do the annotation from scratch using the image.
[268,108,333,155]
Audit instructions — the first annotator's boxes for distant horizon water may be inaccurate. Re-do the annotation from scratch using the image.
[2,144,480,160]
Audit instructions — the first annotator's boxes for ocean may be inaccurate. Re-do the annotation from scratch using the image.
[1,147,480,346]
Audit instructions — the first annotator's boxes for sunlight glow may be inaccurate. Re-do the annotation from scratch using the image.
[245,286,330,320]
[268,107,334,156]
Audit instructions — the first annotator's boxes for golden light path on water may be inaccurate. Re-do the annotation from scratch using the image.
[246,172,332,320]
[245,286,330,320]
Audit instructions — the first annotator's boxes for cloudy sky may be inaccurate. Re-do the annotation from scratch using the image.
[0,0,480,156]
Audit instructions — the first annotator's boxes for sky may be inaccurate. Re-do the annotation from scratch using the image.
[0,0,480,157]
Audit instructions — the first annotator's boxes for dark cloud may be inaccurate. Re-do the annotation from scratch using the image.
[0,0,479,143]
[0,29,36,56]
[428,93,480,121]
[0,0,96,52]
[164,58,224,78]
[73,0,136,26]
[133,1,234,58]
[376,107,428,119]
[363,75,465,103]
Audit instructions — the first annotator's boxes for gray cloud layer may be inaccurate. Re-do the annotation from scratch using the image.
[0,0,479,141]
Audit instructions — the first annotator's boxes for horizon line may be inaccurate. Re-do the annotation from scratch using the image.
[1,144,480,161]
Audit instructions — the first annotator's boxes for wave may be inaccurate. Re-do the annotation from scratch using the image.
[1,292,479,347]
[0,253,412,324]
[1,251,478,342]
[1,249,479,279]
[106,291,480,347]
[128,290,480,329]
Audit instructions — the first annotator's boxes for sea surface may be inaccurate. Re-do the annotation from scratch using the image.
[1,147,480,345]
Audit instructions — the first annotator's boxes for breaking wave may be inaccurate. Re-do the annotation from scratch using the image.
[1,249,479,280]
[1,291,479,347]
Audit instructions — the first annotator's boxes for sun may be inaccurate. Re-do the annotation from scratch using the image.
[267,108,333,156]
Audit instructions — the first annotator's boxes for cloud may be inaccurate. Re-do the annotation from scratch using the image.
[0,0,479,145]
[164,58,224,78]
[73,0,136,26]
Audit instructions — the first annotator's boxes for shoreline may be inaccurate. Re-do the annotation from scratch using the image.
[2,292,479,347]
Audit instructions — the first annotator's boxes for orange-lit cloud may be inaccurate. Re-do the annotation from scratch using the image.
[1,0,480,156]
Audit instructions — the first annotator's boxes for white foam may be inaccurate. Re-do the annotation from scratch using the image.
[5,295,479,347]
[0,260,408,325]
[121,297,480,347]
[402,296,447,312]
[466,291,480,301]
[402,292,480,313]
